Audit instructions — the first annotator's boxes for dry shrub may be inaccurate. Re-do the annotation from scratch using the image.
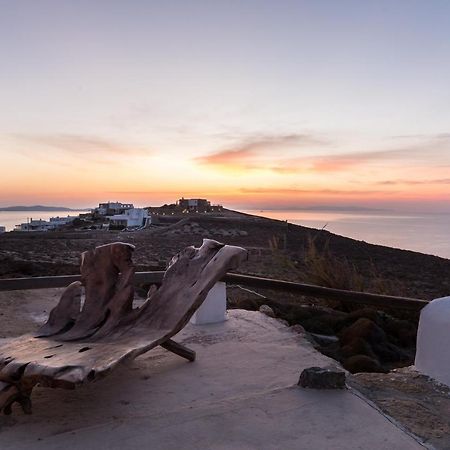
[267,232,394,296]
[303,236,365,291]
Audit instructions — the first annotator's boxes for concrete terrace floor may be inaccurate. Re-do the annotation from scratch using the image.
[0,309,426,450]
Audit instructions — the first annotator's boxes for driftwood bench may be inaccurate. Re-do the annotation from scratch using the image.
[0,239,246,414]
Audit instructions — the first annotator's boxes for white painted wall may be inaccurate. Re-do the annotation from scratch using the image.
[190,282,227,325]
[415,296,450,386]
[108,208,150,227]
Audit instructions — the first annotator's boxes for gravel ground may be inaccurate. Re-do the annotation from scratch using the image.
[350,367,450,449]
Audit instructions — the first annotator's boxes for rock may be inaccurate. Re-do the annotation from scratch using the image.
[259,304,275,318]
[343,355,385,373]
[235,299,259,311]
[337,308,381,329]
[298,366,346,389]
[381,315,417,347]
[290,324,306,334]
[339,317,411,368]
[285,305,347,335]
[341,337,377,359]
[277,318,290,327]
[339,318,386,346]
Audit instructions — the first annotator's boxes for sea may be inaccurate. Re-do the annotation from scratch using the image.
[0,210,87,232]
[1,209,449,260]
[243,209,450,260]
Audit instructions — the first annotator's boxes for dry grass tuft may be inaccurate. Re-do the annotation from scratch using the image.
[303,236,365,291]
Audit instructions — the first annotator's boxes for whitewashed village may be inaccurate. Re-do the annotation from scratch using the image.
[11,198,223,233]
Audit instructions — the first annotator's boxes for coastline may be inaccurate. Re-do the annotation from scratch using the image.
[1,209,449,300]
[0,210,88,232]
[243,208,450,259]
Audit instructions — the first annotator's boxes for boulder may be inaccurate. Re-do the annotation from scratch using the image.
[339,318,386,346]
[290,324,306,334]
[259,304,275,318]
[341,337,377,359]
[343,355,385,373]
[298,366,346,389]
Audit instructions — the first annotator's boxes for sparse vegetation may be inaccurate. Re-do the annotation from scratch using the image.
[1,211,447,374]
[302,235,365,291]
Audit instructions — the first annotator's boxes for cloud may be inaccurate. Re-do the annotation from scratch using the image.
[196,148,256,167]
[11,133,151,162]
[239,187,391,196]
[377,178,450,186]
[196,132,450,174]
[389,132,450,141]
[198,146,408,174]
[308,133,450,172]
[309,149,412,172]
[195,134,327,172]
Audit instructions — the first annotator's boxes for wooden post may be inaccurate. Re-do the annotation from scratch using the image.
[160,339,196,362]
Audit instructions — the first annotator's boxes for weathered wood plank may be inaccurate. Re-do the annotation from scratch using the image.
[0,273,427,311]
[0,272,165,292]
[222,273,428,311]
[0,275,82,291]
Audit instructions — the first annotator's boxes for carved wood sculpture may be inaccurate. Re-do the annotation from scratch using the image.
[0,239,247,414]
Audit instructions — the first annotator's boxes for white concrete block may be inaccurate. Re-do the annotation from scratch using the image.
[415,296,450,386]
[190,282,227,325]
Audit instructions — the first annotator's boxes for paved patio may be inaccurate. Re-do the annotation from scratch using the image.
[0,310,425,450]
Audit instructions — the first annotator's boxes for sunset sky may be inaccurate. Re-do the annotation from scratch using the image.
[1,1,450,211]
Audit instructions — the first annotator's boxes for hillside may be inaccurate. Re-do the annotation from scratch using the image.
[0,205,84,212]
[1,209,449,299]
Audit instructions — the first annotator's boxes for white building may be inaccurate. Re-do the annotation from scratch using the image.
[177,198,211,211]
[49,216,77,226]
[15,215,77,232]
[15,219,53,232]
[94,202,134,216]
[107,208,151,229]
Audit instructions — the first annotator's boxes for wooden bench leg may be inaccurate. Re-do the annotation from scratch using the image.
[161,339,196,362]
[0,381,32,415]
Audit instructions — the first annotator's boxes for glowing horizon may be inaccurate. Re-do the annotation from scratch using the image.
[1,1,450,213]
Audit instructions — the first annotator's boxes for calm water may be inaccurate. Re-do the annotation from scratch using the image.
[0,211,87,231]
[244,209,450,259]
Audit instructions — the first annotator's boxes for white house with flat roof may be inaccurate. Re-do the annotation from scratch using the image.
[14,215,77,232]
[15,219,53,232]
[49,216,77,226]
[94,202,134,216]
[107,208,150,229]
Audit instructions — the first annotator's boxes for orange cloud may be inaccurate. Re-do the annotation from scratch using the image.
[239,187,393,196]
[377,178,450,186]
[195,148,256,169]
[195,139,405,174]
[195,133,450,175]
[195,134,326,172]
